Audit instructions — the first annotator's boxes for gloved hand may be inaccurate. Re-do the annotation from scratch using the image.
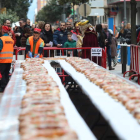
[35,55,39,58]
[28,52,32,58]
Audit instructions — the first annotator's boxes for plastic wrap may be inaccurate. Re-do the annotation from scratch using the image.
[43,60,97,140]
[0,60,25,140]
[0,60,96,140]
[57,60,140,140]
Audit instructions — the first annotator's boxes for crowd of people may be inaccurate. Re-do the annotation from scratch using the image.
[117,22,131,44]
[0,18,122,92]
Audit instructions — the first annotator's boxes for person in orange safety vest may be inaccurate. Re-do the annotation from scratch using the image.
[0,26,14,92]
[26,28,44,58]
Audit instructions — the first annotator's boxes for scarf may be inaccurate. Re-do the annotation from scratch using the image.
[43,30,53,41]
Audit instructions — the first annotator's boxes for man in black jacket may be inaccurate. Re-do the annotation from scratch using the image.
[53,22,67,48]
[15,18,30,47]
[15,18,31,47]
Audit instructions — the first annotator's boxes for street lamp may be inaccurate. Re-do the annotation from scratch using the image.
[124,0,127,26]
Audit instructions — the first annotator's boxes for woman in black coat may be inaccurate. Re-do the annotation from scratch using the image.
[40,23,53,57]
[96,24,106,48]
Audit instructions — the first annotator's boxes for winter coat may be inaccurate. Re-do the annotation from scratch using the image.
[137,27,140,37]
[64,40,76,49]
[110,37,117,57]
[64,40,77,56]
[53,30,67,47]
[118,29,128,39]
[21,27,32,47]
[97,31,106,48]
[71,29,81,35]
[15,25,31,47]
[40,30,53,46]
[10,30,16,46]
[14,27,22,47]
[125,29,131,44]
[104,30,112,47]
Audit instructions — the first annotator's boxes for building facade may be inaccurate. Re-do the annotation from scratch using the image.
[37,0,49,12]
[107,0,140,26]
[88,0,109,24]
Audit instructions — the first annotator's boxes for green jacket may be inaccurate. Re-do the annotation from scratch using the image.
[64,40,76,50]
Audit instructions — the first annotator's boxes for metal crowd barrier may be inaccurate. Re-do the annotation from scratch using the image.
[123,45,140,84]
[14,47,107,69]
[13,46,107,84]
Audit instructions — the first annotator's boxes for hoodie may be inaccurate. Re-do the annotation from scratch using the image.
[64,39,76,51]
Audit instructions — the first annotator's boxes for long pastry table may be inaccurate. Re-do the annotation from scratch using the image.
[0,61,26,140]
[0,60,96,140]
[56,59,140,140]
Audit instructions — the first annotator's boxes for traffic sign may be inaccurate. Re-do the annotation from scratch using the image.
[79,4,91,17]
[91,48,102,57]
[89,0,104,7]
[89,9,104,16]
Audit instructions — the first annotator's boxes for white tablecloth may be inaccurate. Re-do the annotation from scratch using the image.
[57,60,140,140]
[43,60,97,140]
[0,60,26,140]
[0,60,96,140]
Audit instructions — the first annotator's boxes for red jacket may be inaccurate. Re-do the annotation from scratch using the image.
[56,27,60,31]
[71,29,81,35]
[10,30,16,46]
[0,72,2,79]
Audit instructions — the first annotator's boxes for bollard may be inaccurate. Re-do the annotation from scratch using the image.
[121,45,127,73]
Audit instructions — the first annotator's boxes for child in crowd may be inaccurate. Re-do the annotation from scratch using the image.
[109,29,118,67]
[64,32,77,56]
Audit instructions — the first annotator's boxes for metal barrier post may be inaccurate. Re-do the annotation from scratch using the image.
[15,49,18,60]
[49,50,50,57]
[60,50,61,56]
[62,50,64,56]
[121,45,127,73]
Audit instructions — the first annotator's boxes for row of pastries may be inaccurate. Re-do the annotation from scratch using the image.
[65,57,140,122]
[19,58,78,140]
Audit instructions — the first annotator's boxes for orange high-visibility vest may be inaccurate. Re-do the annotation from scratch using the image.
[26,36,44,58]
[0,36,14,63]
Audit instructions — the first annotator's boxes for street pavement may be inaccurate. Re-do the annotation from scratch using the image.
[110,63,138,84]
[0,92,3,102]
[111,63,129,78]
